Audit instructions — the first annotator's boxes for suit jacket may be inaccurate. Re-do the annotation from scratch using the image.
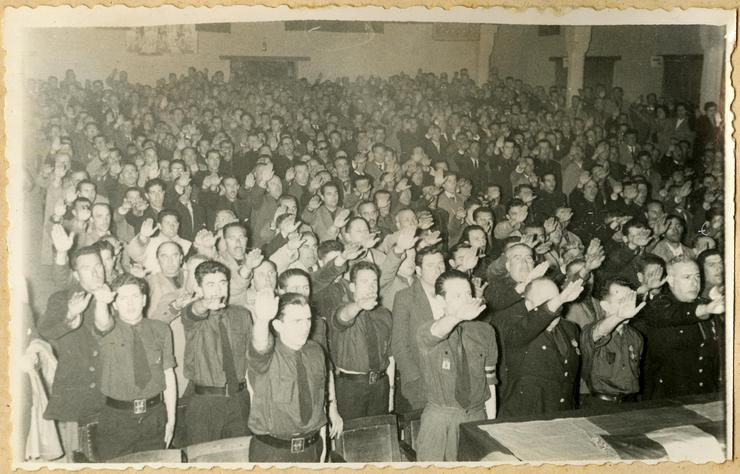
[390,278,435,410]
[457,156,489,193]
[365,160,387,182]
[671,117,695,145]
[423,137,448,163]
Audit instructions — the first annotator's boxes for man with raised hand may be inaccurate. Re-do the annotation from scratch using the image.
[91,274,176,460]
[182,260,252,445]
[415,269,496,462]
[248,291,329,462]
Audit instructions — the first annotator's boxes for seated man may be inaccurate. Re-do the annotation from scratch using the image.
[248,292,329,462]
[92,274,177,460]
[416,270,497,462]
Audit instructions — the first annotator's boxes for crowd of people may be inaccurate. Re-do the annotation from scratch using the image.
[23,65,727,463]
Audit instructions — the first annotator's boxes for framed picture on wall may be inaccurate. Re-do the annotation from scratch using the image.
[125,25,198,55]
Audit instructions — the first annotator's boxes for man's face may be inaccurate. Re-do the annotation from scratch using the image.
[223,177,239,201]
[157,242,183,277]
[206,153,221,173]
[664,217,684,243]
[146,184,165,209]
[113,284,146,324]
[199,271,229,304]
[282,275,311,298]
[321,186,340,208]
[335,159,350,180]
[443,175,457,194]
[416,252,446,286]
[468,229,488,252]
[451,247,479,272]
[508,205,528,224]
[506,245,534,283]
[440,278,473,318]
[160,215,180,239]
[345,219,371,245]
[475,212,494,234]
[358,204,379,228]
[350,269,379,301]
[294,165,310,185]
[627,226,651,248]
[646,203,664,225]
[542,175,557,193]
[274,304,312,350]
[78,183,96,202]
[73,200,92,222]
[299,235,318,267]
[668,261,701,302]
[703,255,724,287]
[253,262,277,291]
[74,252,105,292]
[91,205,111,232]
[224,226,247,260]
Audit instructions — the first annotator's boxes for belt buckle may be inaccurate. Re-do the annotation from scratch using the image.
[369,371,379,384]
[291,437,305,454]
[133,399,147,415]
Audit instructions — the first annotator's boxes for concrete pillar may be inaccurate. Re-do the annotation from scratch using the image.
[477,25,498,85]
[699,25,725,107]
[564,26,592,102]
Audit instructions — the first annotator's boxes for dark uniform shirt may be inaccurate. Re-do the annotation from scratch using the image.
[632,290,721,400]
[183,304,252,387]
[247,339,327,437]
[328,305,392,373]
[38,287,105,422]
[96,318,175,401]
[498,305,581,418]
[416,320,498,409]
[581,321,643,396]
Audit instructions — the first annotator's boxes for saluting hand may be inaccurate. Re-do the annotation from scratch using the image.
[452,297,486,322]
[51,224,75,253]
[254,289,279,322]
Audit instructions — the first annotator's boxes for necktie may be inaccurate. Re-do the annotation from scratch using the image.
[454,325,471,408]
[295,350,312,424]
[365,313,381,371]
[132,326,152,389]
[218,315,240,389]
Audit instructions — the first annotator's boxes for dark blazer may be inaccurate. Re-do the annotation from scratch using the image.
[390,278,435,411]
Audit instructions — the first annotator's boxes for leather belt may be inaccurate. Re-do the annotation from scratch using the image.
[255,431,321,454]
[194,381,247,397]
[337,370,387,384]
[594,392,626,403]
[105,393,163,415]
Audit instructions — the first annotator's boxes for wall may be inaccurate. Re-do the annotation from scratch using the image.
[22,22,479,84]
[491,24,708,101]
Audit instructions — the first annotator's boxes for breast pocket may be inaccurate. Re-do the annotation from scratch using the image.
[275,375,295,404]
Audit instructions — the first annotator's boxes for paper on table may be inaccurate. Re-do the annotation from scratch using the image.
[683,401,725,422]
[478,418,621,462]
[645,425,725,463]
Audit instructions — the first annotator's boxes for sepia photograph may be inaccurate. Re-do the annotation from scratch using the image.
[4,4,735,468]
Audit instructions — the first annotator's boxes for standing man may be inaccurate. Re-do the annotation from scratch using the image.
[91,274,177,460]
[415,270,497,462]
[248,292,331,462]
[580,278,645,409]
[182,260,252,445]
[633,256,724,400]
[498,278,584,418]
[391,246,447,413]
[329,261,394,420]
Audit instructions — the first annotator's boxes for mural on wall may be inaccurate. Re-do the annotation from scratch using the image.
[125,25,198,55]
[432,23,480,41]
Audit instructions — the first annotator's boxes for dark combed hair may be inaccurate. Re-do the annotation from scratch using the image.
[434,269,471,297]
[593,277,633,301]
[278,268,310,290]
[415,244,445,267]
[277,292,310,321]
[317,239,343,261]
[110,272,149,296]
[349,260,379,283]
[194,260,230,285]
[70,245,101,270]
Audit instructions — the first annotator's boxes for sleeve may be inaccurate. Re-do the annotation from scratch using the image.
[160,323,176,370]
[262,233,288,258]
[378,250,403,290]
[182,302,211,328]
[483,325,499,384]
[390,294,420,382]
[37,292,78,341]
[52,263,72,289]
[415,320,448,351]
[641,294,703,328]
[310,259,345,295]
[247,334,275,374]
[499,304,560,348]
[331,304,359,331]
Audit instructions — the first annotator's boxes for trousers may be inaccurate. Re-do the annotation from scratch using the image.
[416,403,485,462]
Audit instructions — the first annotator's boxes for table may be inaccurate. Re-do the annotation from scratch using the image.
[458,393,726,463]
